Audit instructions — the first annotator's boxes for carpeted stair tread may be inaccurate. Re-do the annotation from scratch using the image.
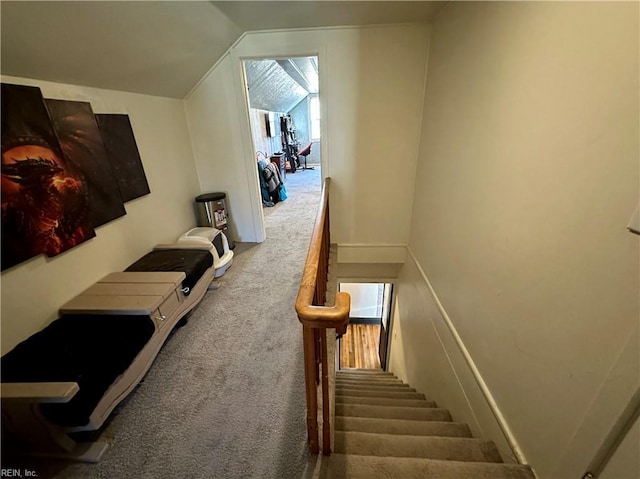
[336,376,399,383]
[336,389,426,400]
[336,376,398,381]
[335,396,436,408]
[336,378,404,386]
[329,373,533,478]
[337,383,415,392]
[336,368,392,375]
[336,374,401,381]
[334,431,503,462]
[337,373,396,380]
[335,417,472,437]
[336,381,409,388]
[336,404,452,421]
[321,454,536,479]
[337,371,396,378]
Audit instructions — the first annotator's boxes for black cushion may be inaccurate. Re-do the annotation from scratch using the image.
[125,249,213,294]
[1,314,155,428]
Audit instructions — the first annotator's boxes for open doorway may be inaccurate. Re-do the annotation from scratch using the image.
[338,282,394,370]
[242,57,321,215]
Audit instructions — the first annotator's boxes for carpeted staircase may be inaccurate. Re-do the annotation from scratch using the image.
[322,368,535,478]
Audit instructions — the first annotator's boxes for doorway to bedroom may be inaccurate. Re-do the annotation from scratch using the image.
[242,56,321,218]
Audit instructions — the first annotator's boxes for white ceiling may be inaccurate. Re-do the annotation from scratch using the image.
[1,1,444,99]
[214,1,445,31]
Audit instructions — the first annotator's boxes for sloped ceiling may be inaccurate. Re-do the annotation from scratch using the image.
[277,57,319,94]
[0,1,242,98]
[245,57,318,113]
[0,1,444,99]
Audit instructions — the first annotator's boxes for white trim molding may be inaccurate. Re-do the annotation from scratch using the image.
[406,246,528,466]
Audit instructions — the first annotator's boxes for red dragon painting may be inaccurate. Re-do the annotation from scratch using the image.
[1,84,95,270]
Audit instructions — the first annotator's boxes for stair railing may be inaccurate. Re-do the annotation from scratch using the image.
[295,177,350,455]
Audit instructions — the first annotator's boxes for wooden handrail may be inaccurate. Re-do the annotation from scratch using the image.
[295,177,350,455]
[295,177,350,326]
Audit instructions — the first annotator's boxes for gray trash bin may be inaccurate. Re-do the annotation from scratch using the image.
[195,192,235,249]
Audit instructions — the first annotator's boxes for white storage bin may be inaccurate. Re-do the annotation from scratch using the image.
[177,227,233,278]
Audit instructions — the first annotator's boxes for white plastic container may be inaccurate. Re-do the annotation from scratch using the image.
[177,227,234,278]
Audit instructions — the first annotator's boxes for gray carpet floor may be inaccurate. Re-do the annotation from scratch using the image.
[49,167,323,478]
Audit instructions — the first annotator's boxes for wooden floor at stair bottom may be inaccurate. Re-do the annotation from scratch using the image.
[339,323,381,369]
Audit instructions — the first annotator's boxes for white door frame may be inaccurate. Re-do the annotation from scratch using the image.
[230,39,328,243]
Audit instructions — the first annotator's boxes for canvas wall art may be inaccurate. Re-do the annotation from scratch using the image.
[95,114,150,202]
[45,99,126,227]
[1,83,95,271]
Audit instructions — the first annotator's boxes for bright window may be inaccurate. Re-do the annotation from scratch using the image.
[309,95,320,140]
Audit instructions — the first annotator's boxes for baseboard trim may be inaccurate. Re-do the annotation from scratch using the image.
[349,317,382,325]
[337,244,407,264]
[406,246,528,466]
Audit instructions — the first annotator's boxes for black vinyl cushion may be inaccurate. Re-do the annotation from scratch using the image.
[212,232,225,258]
[1,314,155,428]
[125,249,213,294]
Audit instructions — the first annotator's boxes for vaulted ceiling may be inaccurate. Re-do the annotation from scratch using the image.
[245,57,318,113]
[0,1,444,99]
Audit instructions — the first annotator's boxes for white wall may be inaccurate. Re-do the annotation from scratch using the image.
[600,416,640,479]
[248,108,281,159]
[340,283,381,319]
[389,2,639,478]
[288,96,321,164]
[389,254,519,461]
[1,76,201,352]
[185,24,429,253]
[185,54,265,243]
